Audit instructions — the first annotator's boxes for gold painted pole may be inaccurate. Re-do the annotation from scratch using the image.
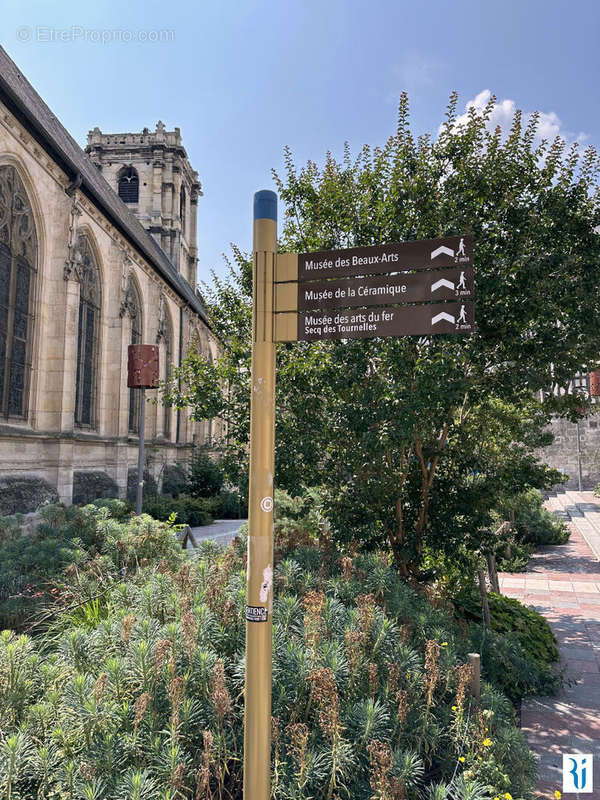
[243,190,277,800]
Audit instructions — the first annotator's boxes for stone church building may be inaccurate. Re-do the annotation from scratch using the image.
[0,47,218,511]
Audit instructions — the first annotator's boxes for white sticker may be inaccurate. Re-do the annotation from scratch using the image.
[259,565,273,603]
[246,606,268,622]
[260,496,273,513]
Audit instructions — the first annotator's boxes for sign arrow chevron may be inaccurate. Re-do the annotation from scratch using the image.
[431,245,455,260]
[431,311,456,325]
[431,278,455,292]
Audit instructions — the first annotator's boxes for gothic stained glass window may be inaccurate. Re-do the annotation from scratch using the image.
[74,234,101,427]
[128,282,142,433]
[118,166,139,204]
[162,313,173,439]
[0,165,37,419]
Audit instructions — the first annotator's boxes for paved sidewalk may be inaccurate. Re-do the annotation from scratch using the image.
[499,502,600,798]
[547,490,600,562]
[189,518,247,549]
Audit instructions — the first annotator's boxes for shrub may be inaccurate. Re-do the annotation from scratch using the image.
[494,489,570,572]
[487,593,559,663]
[160,463,188,497]
[187,445,224,497]
[177,497,213,526]
[126,468,158,502]
[505,489,570,546]
[90,498,132,521]
[195,490,247,520]
[142,494,213,527]
[99,513,185,574]
[495,541,532,573]
[0,514,22,546]
[213,488,247,518]
[455,590,561,700]
[0,533,539,800]
[0,503,183,631]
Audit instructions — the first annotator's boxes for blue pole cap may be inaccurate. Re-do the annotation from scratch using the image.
[253,190,277,221]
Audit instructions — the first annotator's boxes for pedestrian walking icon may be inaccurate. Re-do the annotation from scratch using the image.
[457,238,466,258]
[457,304,467,324]
[457,271,466,290]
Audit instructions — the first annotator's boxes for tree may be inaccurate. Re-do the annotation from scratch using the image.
[165,92,600,577]
[165,247,253,492]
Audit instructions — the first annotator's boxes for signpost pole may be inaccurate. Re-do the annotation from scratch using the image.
[243,189,277,800]
[127,344,159,516]
[136,389,146,515]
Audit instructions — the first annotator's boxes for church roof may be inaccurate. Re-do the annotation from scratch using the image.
[0,47,208,325]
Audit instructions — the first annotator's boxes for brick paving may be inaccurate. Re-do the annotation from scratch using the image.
[499,493,600,799]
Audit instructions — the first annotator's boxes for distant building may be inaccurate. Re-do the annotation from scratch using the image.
[0,47,219,511]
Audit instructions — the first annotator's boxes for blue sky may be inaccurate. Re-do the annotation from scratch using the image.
[2,0,599,284]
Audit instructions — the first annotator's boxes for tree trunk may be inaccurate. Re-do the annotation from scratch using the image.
[478,570,491,627]
[486,552,500,594]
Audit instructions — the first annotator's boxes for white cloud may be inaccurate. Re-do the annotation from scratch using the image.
[442,90,588,146]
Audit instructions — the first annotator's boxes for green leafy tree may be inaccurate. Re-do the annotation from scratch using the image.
[164,92,600,576]
[165,247,252,493]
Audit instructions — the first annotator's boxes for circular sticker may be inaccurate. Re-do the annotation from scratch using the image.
[260,496,273,513]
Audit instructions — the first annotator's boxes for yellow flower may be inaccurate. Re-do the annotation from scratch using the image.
[483,738,492,747]
[452,705,458,711]
[494,797,500,800]
[458,756,465,763]
[554,793,561,800]
[504,794,512,800]
[441,642,448,647]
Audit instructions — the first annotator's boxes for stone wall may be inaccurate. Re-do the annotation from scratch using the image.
[537,416,600,490]
[0,98,222,511]
[0,476,59,516]
[86,123,201,286]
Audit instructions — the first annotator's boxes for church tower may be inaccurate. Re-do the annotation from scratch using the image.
[86,121,201,288]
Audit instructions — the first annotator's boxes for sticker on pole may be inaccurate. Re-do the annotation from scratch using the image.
[260,496,273,512]
[246,605,268,623]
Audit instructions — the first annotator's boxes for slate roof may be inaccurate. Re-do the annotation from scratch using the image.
[0,47,208,324]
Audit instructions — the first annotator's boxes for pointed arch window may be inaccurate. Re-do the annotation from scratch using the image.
[74,234,101,427]
[163,315,173,439]
[157,302,173,440]
[206,347,214,443]
[127,281,143,433]
[0,165,38,419]
[180,186,186,238]
[118,166,139,204]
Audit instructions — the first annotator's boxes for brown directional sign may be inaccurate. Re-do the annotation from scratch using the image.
[274,301,475,342]
[295,268,473,311]
[297,234,472,281]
